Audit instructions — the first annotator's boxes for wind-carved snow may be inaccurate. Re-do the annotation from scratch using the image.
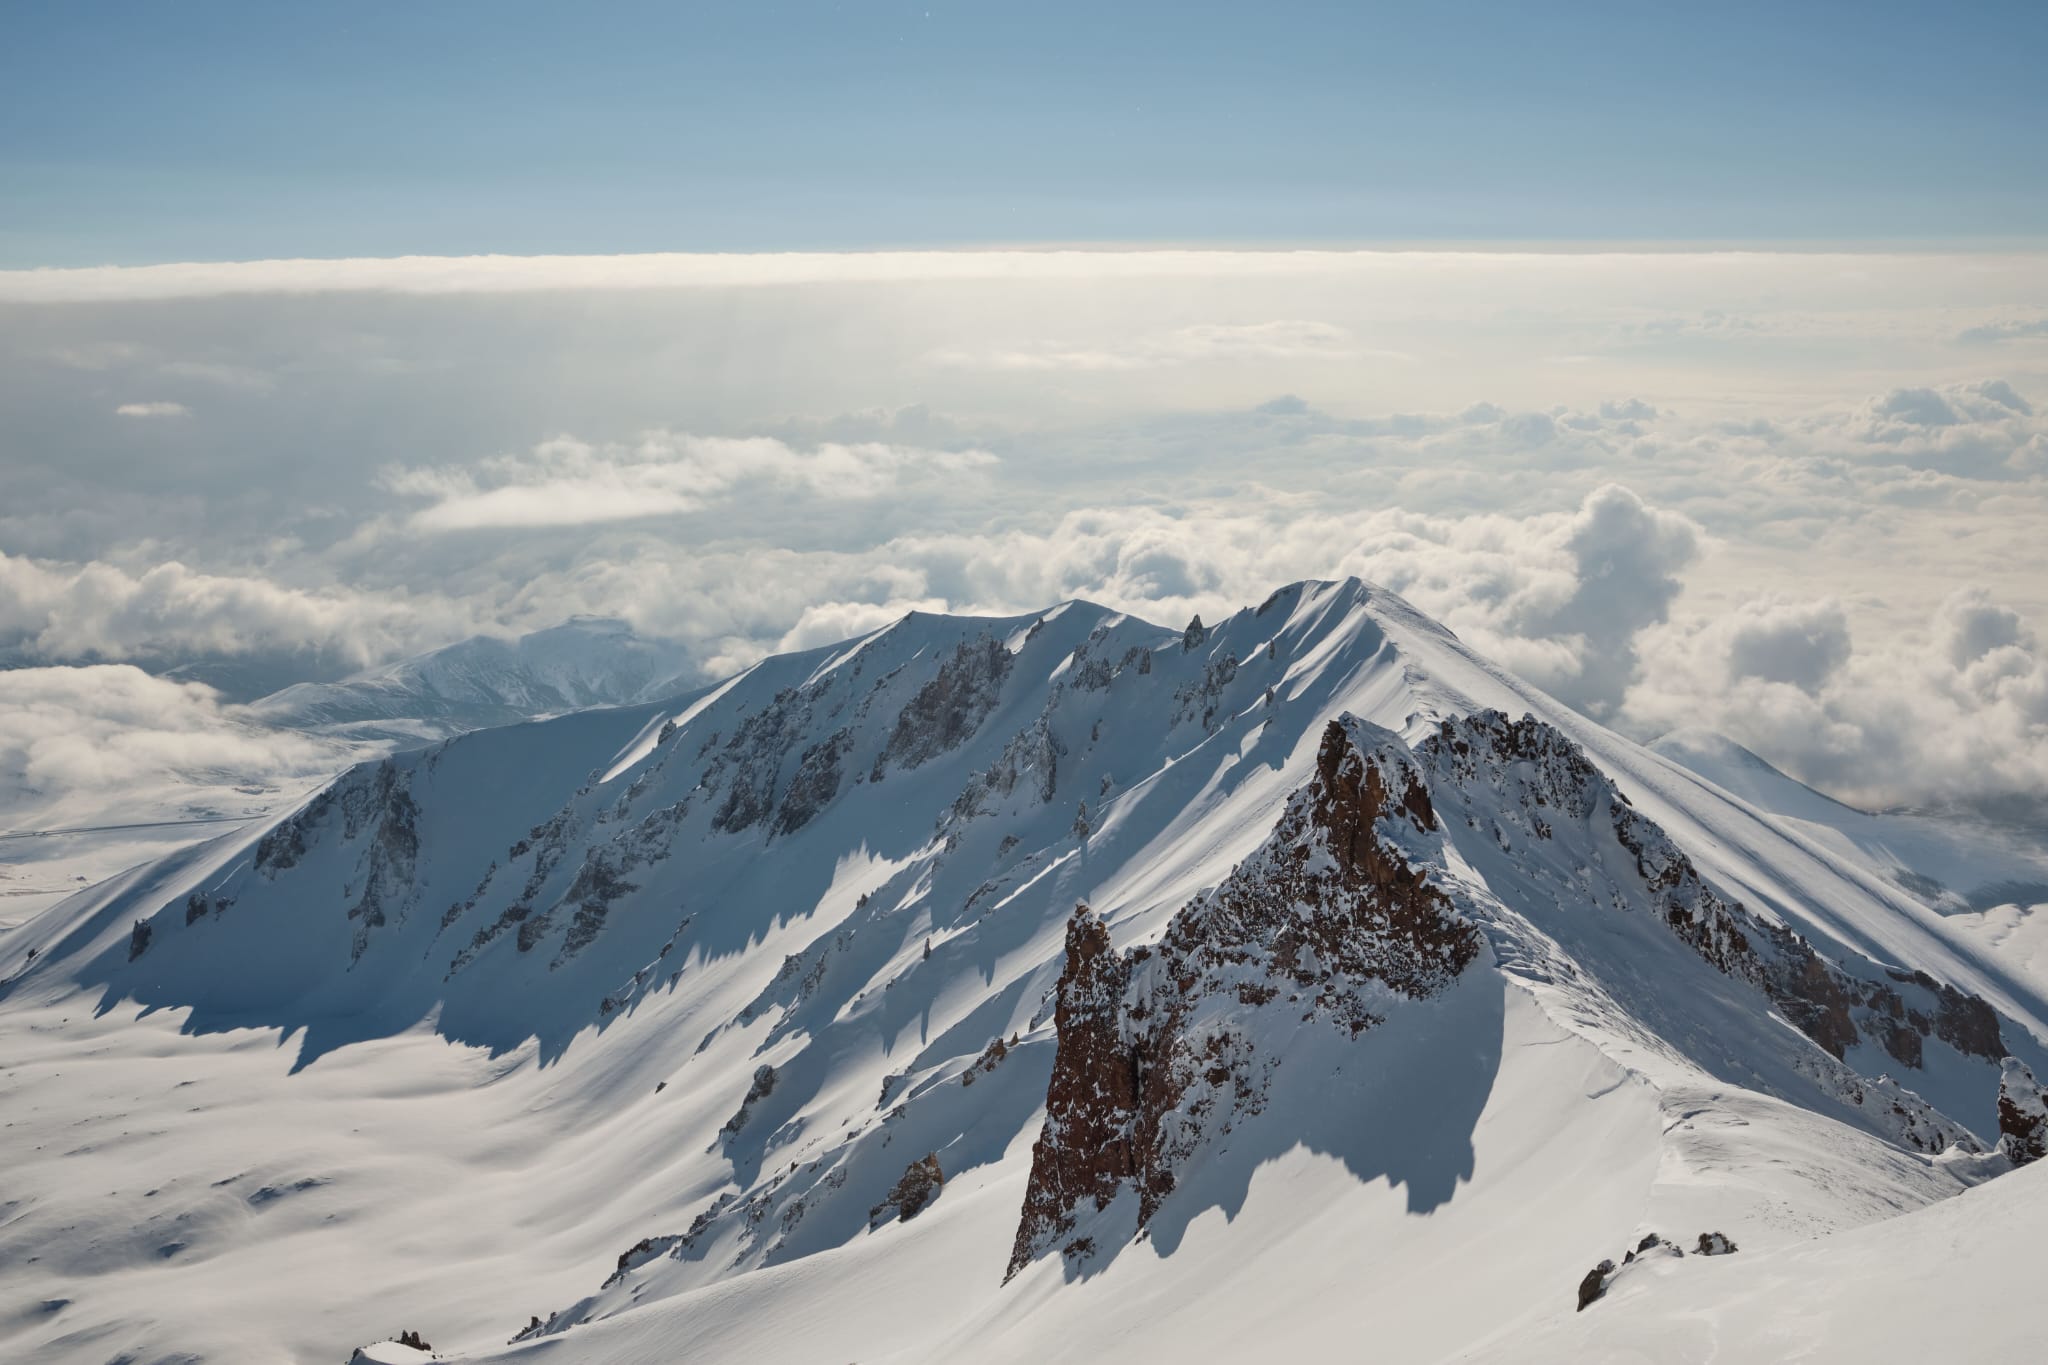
[10,577,2048,1365]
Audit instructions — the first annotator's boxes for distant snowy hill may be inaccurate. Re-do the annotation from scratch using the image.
[246,616,695,743]
[6,580,2048,1364]
[1650,729,2048,1004]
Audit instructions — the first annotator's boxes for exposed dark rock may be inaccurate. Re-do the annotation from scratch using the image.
[127,920,152,960]
[1577,1259,1615,1311]
[961,1035,1008,1086]
[1418,711,2007,1074]
[1696,1231,1738,1255]
[771,727,854,836]
[1998,1057,2048,1166]
[1008,720,1482,1278]
[872,634,1013,778]
[395,1329,430,1350]
[720,1064,778,1140]
[870,1152,945,1226]
[1181,615,1207,651]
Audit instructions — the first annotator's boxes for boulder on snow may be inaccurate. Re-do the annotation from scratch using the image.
[1696,1231,1739,1255]
[1576,1259,1615,1311]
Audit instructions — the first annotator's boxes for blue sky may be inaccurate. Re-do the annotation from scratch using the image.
[5,0,2046,266]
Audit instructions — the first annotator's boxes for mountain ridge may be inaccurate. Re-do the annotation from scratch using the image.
[5,577,2048,1364]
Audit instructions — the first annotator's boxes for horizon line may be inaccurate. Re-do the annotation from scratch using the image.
[9,238,2048,303]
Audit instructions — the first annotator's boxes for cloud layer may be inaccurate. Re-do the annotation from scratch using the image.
[4,251,2047,811]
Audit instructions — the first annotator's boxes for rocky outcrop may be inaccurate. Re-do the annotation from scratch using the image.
[872,634,1012,778]
[1416,711,2006,1074]
[1696,1231,1738,1255]
[1578,1232,1690,1311]
[869,1153,945,1226]
[1008,720,1482,1277]
[771,727,854,836]
[240,759,423,962]
[719,1064,778,1141]
[1998,1057,2048,1166]
[961,1035,1008,1085]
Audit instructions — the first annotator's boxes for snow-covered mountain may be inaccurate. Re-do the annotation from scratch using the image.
[1650,727,2048,915]
[6,579,2048,1364]
[246,616,696,743]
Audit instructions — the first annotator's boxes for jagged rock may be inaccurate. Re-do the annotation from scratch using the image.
[1581,1233,1687,1310]
[1072,801,1091,841]
[127,920,152,960]
[1181,615,1207,651]
[1417,711,2007,1073]
[872,634,1012,778]
[1696,1231,1738,1255]
[771,727,853,836]
[720,1064,778,1139]
[396,1329,430,1350]
[1998,1057,2048,1166]
[1008,720,1482,1277]
[870,1152,945,1226]
[1577,1259,1615,1311]
[1170,651,1240,730]
[961,1035,1007,1085]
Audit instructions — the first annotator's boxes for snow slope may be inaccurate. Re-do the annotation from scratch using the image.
[1651,727,2048,915]
[4,579,2045,1364]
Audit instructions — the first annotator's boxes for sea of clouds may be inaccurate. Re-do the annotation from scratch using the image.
[3,249,2046,817]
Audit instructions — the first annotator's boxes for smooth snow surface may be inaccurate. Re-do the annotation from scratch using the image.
[4,579,2045,1364]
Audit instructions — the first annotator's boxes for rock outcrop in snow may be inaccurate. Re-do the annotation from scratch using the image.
[1009,719,1483,1276]
[1997,1057,2048,1166]
[1415,712,2006,1072]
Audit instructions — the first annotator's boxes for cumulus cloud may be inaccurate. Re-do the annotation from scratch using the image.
[0,664,342,829]
[0,549,469,666]
[114,401,190,418]
[1626,588,2048,810]
[1822,378,2045,477]
[381,433,998,531]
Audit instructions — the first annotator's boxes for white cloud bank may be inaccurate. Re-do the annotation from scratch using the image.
[380,434,998,531]
[0,665,342,831]
[0,550,469,666]
[929,320,1373,372]
[5,251,2046,812]
[114,400,190,418]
